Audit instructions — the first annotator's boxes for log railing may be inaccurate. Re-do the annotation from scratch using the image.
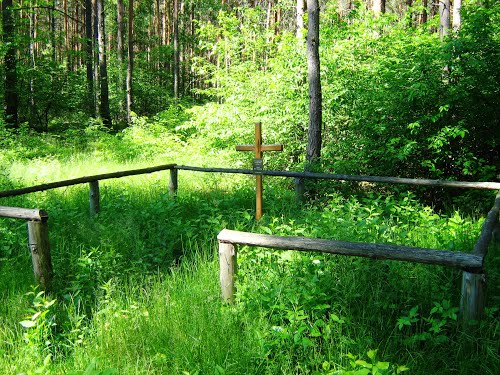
[1,164,499,317]
[0,207,53,291]
[218,191,500,321]
[1,164,499,216]
[0,163,178,216]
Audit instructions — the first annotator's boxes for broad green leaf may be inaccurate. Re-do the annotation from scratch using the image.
[19,320,36,328]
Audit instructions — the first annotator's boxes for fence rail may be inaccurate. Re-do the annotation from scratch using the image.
[1,163,499,319]
[218,229,483,271]
[176,165,500,190]
[0,163,178,199]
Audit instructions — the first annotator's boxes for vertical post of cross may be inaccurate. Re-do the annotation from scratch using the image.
[236,122,283,220]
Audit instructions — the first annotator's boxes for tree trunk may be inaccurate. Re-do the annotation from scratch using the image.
[117,0,125,63]
[296,0,305,39]
[85,0,95,117]
[2,0,18,128]
[452,0,461,31]
[173,0,180,99]
[439,0,450,41]
[126,0,134,124]
[373,0,385,15]
[93,0,99,116]
[29,0,36,127]
[420,0,428,25]
[305,0,322,169]
[96,0,112,127]
[64,0,69,68]
[116,0,125,119]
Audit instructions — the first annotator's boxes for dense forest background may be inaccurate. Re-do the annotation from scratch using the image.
[1,0,498,186]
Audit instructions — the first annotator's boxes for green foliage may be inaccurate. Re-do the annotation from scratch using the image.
[396,300,460,346]
[190,3,499,190]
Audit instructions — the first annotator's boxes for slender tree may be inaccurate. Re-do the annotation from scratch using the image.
[305,0,322,168]
[296,0,305,39]
[373,0,386,15]
[96,0,112,126]
[173,0,180,99]
[452,0,461,31]
[127,0,134,124]
[2,0,18,127]
[439,0,450,40]
[85,0,95,117]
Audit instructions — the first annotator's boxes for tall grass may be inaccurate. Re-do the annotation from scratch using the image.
[0,127,498,374]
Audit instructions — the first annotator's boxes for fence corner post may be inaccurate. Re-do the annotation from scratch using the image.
[27,217,53,292]
[89,181,100,216]
[219,241,237,303]
[460,271,486,322]
[169,168,178,197]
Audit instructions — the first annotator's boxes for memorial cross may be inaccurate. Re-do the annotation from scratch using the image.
[236,122,283,220]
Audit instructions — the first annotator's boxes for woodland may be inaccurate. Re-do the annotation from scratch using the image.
[0,0,499,374]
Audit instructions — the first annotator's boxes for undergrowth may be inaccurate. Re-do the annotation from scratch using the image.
[0,127,498,374]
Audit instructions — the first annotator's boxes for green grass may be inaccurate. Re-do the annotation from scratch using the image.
[0,128,498,374]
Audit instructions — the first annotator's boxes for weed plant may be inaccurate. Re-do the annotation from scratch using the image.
[0,127,498,374]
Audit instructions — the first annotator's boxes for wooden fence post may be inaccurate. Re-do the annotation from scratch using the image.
[169,168,178,197]
[89,181,100,216]
[294,177,305,203]
[27,218,53,292]
[460,271,486,321]
[219,241,237,303]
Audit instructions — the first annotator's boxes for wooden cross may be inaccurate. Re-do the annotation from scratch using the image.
[236,122,283,220]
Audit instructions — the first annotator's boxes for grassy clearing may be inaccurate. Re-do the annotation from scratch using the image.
[0,129,498,374]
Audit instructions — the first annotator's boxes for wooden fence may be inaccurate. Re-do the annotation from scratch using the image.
[0,164,178,215]
[217,191,500,322]
[0,206,53,291]
[1,163,499,319]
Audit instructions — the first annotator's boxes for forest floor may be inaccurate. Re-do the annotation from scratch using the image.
[0,126,498,374]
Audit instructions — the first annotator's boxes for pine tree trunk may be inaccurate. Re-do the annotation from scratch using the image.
[97,0,112,127]
[126,0,134,124]
[85,0,95,117]
[117,0,125,119]
[173,0,180,99]
[305,0,322,169]
[2,0,18,127]
[117,0,125,64]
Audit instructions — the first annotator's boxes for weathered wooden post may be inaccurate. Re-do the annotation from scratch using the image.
[460,272,486,321]
[294,177,305,203]
[27,212,53,292]
[236,122,283,220]
[169,168,178,197]
[219,240,237,303]
[89,180,100,216]
[460,191,500,322]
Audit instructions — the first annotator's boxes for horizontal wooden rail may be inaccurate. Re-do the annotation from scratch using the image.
[0,206,48,221]
[176,166,500,190]
[218,229,483,272]
[0,163,177,198]
[218,229,490,321]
